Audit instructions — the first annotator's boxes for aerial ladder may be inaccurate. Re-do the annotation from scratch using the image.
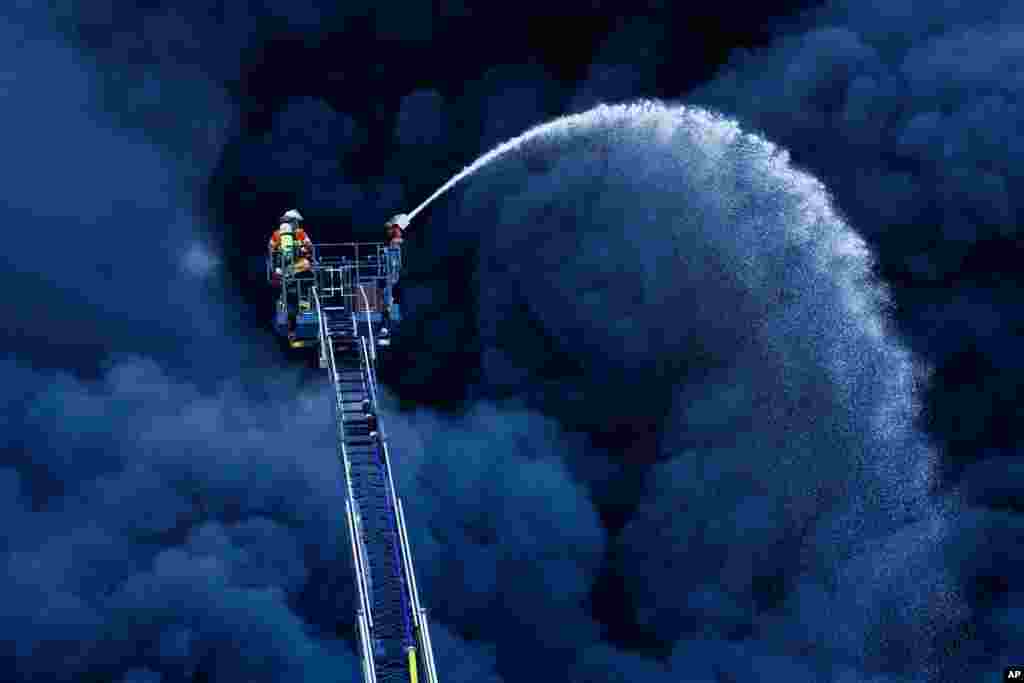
[309,241,439,683]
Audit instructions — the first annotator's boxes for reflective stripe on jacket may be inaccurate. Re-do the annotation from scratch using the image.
[269,228,311,252]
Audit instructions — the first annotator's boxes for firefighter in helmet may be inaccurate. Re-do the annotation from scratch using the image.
[382,214,409,332]
[269,209,313,280]
[268,209,315,339]
[385,213,409,247]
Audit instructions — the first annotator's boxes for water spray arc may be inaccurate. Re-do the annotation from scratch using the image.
[402,101,681,229]
[377,98,948,682]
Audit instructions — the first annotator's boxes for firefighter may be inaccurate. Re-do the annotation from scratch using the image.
[383,214,408,327]
[269,209,313,280]
[385,214,409,247]
[268,210,315,340]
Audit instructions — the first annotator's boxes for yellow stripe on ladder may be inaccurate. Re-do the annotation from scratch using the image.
[407,646,419,683]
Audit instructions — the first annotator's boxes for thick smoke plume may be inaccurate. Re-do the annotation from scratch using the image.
[692,0,1024,464]
[687,2,1024,676]
[5,2,1020,682]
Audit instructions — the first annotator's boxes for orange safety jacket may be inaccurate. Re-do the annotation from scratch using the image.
[270,227,314,275]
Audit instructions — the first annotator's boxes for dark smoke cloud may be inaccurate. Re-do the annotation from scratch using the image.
[395,90,448,150]
[1,357,352,679]
[1,355,537,681]
[470,64,564,152]
[386,401,604,671]
[0,5,240,377]
[241,98,368,222]
[691,1,1024,462]
[570,20,667,114]
[8,1,1021,682]
[683,3,1024,677]
[394,89,454,200]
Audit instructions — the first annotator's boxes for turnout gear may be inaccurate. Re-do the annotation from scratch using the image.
[267,209,314,337]
[269,212,314,276]
[385,214,408,247]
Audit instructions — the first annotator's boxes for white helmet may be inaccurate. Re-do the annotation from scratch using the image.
[281,209,304,223]
[278,222,293,234]
[387,213,410,229]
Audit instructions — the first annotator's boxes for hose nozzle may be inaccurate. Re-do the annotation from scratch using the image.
[388,213,411,230]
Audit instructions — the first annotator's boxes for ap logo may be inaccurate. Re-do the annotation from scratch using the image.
[1006,667,1023,681]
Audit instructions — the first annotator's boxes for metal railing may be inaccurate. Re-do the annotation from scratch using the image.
[359,285,378,364]
[397,499,439,683]
[269,242,400,282]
